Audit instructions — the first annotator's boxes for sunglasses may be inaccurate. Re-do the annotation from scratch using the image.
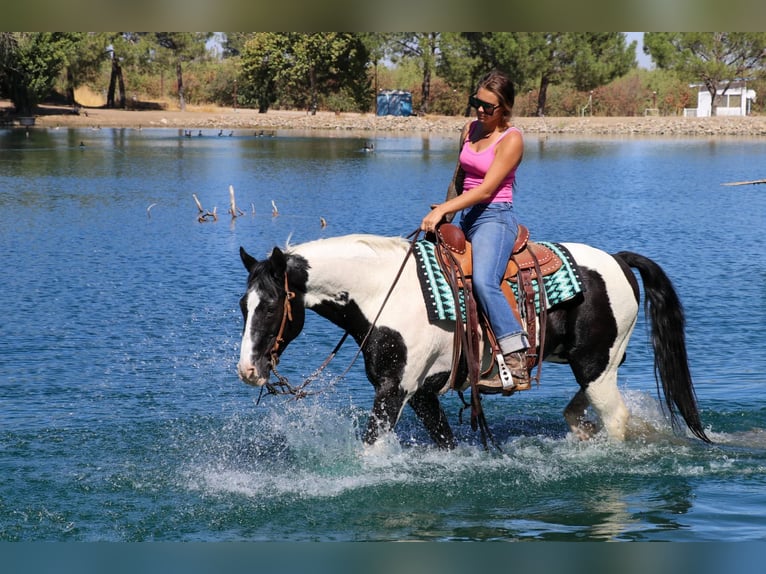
[469,94,501,115]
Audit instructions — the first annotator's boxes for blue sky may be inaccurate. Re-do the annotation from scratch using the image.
[625,32,653,68]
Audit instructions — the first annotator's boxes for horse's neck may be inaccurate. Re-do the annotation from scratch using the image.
[294,235,409,312]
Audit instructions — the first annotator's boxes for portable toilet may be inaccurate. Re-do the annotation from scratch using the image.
[376,90,413,116]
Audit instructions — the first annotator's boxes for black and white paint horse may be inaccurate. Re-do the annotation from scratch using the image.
[237,234,709,448]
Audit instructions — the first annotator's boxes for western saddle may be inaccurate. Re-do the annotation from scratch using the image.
[432,222,562,395]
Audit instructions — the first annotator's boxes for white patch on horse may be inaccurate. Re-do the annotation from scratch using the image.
[238,289,262,381]
[294,234,452,396]
[565,243,637,440]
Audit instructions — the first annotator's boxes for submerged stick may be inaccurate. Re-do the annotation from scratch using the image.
[228,185,245,218]
[721,179,766,186]
[192,194,204,212]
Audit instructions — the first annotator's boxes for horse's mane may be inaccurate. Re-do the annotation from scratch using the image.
[291,234,410,260]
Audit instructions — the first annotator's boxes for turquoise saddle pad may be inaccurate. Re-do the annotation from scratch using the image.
[413,240,584,323]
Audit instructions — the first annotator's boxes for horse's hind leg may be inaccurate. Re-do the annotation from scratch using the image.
[408,383,456,449]
[564,389,601,440]
[586,368,630,441]
[564,370,630,441]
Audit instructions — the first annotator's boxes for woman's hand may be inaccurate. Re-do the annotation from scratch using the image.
[421,204,446,233]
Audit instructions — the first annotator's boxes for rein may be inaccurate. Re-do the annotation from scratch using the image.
[258,228,422,402]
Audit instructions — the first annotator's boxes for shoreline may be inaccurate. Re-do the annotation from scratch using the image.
[6,104,766,137]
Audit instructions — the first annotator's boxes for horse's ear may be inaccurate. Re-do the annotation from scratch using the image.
[240,246,258,272]
[269,247,287,277]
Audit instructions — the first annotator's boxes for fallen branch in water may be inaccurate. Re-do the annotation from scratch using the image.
[193,194,218,222]
[198,206,218,222]
[721,179,766,186]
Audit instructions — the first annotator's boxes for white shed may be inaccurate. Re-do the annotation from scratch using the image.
[686,81,756,117]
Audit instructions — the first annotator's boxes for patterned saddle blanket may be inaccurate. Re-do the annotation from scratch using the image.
[414,239,584,323]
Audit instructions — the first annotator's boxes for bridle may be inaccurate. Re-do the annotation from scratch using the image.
[268,273,295,369]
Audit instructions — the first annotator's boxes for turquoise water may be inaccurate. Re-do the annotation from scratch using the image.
[1,127,765,541]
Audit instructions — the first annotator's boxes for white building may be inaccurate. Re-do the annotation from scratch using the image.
[685,81,756,117]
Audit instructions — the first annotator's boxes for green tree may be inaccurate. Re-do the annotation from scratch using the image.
[0,32,80,114]
[437,32,488,116]
[240,33,369,114]
[0,33,19,99]
[154,32,211,111]
[222,32,248,58]
[359,32,387,105]
[387,33,442,115]
[103,33,154,109]
[240,33,290,112]
[644,32,766,116]
[517,33,635,117]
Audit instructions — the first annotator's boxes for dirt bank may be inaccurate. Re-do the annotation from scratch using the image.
[12,103,766,137]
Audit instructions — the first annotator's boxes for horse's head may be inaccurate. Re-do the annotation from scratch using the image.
[237,245,307,387]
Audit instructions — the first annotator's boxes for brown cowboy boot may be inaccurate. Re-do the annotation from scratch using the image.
[476,351,531,395]
[503,351,531,391]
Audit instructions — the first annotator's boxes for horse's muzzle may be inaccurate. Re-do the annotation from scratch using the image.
[237,362,269,387]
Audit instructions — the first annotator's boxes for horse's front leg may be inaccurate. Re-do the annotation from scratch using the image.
[363,377,407,445]
[408,382,456,449]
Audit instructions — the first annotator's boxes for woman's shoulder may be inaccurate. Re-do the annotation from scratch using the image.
[461,120,476,141]
[500,125,524,144]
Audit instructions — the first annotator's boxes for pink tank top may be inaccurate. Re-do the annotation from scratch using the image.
[459,123,521,203]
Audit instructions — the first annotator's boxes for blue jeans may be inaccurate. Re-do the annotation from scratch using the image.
[460,202,529,354]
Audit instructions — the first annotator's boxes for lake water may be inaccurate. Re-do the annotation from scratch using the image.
[1,126,765,542]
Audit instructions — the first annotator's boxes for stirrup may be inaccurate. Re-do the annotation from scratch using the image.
[495,353,515,390]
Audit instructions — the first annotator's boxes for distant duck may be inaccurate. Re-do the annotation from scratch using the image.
[79,141,85,149]
[228,131,234,137]
[218,129,224,137]
[363,142,374,152]
[197,130,203,137]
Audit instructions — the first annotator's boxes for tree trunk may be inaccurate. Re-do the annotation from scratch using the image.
[420,64,431,115]
[176,60,185,111]
[65,68,75,106]
[309,66,317,115]
[106,57,118,108]
[117,67,126,109]
[707,84,717,117]
[10,80,33,115]
[536,75,550,117]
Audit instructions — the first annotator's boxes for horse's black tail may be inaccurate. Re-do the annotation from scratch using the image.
[614,251,710,443]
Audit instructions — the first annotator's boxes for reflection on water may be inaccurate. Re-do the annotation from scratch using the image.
[1,127,765,541]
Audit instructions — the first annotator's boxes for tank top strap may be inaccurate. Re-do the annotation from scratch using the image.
[464,123,521,147]
[496,125,521,144]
